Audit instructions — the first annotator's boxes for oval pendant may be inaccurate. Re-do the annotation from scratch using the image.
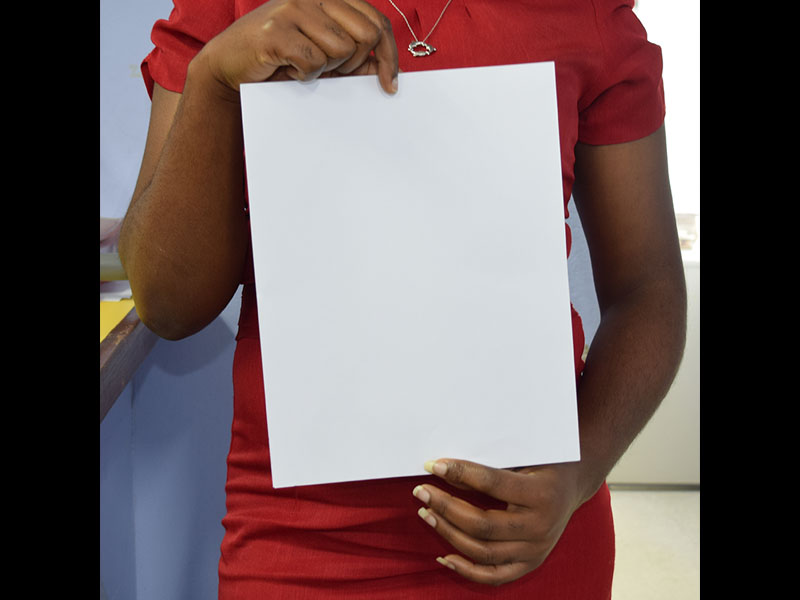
[408,41,436,57]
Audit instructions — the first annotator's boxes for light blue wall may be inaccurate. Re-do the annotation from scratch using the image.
[131,294,239,600]
[100,383,136,600]
[100,291,241,600]
[566,196,601,345]
[101,1,188,596]
[100,0,173,219]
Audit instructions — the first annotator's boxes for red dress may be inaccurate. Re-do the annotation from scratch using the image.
[142,1,665,597]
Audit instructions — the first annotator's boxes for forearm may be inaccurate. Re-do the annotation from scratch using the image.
[119,0,401,340]
[572,271,687,502]
[119,56,249,340]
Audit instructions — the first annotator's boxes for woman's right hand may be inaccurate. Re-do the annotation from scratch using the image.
[195,0,399,95]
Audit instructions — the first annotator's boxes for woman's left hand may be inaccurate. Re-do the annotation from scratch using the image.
[412,458,592,586]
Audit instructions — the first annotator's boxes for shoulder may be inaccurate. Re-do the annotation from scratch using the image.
[577,0,665,145]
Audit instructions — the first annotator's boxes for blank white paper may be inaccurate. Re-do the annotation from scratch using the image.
[240,62,579,488]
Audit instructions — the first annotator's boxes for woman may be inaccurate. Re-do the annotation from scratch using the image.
[119,0,686,596]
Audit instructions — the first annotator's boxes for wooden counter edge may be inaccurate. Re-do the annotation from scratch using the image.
[100,306,159,423]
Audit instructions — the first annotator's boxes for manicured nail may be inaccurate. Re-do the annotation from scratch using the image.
[436,556,456,570]
[418,507,437,528]
[424,460,447,476]
[412,485,430,504]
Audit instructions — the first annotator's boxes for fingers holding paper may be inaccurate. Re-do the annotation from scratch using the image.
[198,0,399,94]
[413,458,586,586]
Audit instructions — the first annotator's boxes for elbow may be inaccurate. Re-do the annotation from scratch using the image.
[663,263,689,355]
[130,283,215,341]
[118,241,197,340]
[118,221,245,340]
[125,262,239,340]
[136,302,207,341]
[599,266,688,369]
[120,253,226,341]
[651,270,689,376]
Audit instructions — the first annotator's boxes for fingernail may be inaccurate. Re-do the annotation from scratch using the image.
[391,76,398,92]
[412,485,430,504]
[436,556,456,571]
[424,460,447,476]
[418,507,437,528]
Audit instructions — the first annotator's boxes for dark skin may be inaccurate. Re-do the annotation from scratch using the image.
[119,0,686,587]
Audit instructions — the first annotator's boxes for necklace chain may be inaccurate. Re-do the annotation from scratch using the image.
[386,0,454,56]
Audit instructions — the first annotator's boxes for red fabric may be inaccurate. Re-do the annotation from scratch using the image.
[141,1,664,596]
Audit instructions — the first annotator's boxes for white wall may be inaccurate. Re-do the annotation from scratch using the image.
[608,260,700,485]
[605,0,700,485]
[634,0,700,219]
[568,213,700,487]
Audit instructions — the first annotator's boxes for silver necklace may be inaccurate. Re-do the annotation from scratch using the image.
[386,0,454,57]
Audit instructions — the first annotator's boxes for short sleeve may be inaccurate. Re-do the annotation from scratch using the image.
[140,0,236,98]
[578,0,665,145]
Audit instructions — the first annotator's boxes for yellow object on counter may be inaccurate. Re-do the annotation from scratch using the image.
[100,299,135,342]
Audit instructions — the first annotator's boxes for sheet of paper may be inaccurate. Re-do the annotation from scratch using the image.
[240,62,579,488]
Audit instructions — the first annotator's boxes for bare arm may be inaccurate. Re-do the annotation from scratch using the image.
[118,75,249,340]
[569,123,687,495]
[118,0,399,340]
[413,125,687,585]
